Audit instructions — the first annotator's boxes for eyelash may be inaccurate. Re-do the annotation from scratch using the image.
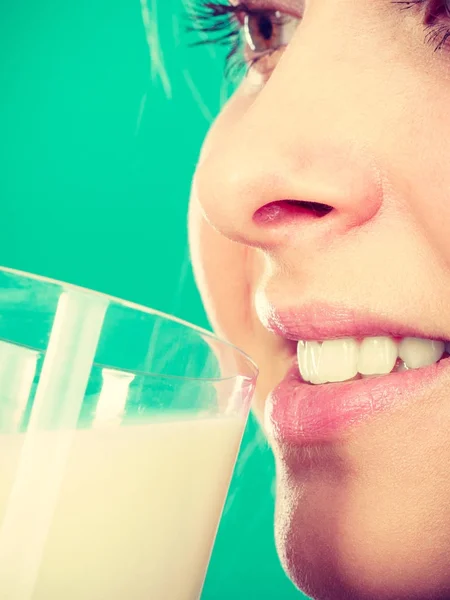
[187,2,278,79]
[188,0,450,79]
[393,0,450,50]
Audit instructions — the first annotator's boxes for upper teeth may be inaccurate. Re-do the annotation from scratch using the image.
[297,337,449,385]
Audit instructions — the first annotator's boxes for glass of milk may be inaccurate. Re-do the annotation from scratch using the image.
[0,267,257,600]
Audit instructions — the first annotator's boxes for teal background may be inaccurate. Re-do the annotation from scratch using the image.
[1,1,302,597]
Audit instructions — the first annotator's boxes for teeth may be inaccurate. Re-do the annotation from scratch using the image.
[297,338,358,384]
[297,339,359,384]
[319,338,359,383]
[297,336,447,385]
[357,336,397,376]
[398,338,445,369]
[297,341,323,385]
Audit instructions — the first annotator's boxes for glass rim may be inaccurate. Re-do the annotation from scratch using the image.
[0,266,259,383]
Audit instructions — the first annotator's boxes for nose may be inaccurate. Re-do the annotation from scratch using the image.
[194,17,384,251]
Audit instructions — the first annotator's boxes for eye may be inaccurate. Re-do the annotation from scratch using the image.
[187,2,301,82]
[240,8,301,81]
[243,10,299,55]
[427,0,450,19]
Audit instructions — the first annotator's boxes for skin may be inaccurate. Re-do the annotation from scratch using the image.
[188,1,450,598]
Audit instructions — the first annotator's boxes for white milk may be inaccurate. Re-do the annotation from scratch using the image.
[0,417,244,600]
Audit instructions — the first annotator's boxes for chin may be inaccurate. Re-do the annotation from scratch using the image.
[273,460,450,600]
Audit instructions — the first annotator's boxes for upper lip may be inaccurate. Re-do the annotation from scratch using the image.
[257,301,448,342]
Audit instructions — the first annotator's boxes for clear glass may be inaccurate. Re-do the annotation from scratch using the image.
[0,267,258,600]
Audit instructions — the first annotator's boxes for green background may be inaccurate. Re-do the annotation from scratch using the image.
[1,1,302,597]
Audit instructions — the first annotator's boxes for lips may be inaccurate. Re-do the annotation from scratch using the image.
[260,302,450,445]
[265,357,450,445]
[259,302,447,342]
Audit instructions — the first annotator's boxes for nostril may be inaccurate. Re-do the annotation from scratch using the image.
[254,200,334,225]
[285,200,333,217]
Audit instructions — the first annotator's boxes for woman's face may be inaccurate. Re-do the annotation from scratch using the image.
[189,1,450,598]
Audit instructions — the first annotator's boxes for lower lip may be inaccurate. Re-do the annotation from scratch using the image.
[265,358,450,445]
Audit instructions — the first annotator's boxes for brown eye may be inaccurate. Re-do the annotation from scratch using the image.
[243,11,299,55]
[442,0,450,15]
[426,0,450,20]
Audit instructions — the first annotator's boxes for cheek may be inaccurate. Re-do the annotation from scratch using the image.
[188,95,252,338]
[412,160,450,272]
[188,189,254,346]
[188,189,290,419]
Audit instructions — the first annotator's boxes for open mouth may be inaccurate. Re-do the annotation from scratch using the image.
[296,336,450,385]
[266,351,450,445]
[260,302,450,444]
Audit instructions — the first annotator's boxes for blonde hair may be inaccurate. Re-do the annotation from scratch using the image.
[140,0,172,97]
